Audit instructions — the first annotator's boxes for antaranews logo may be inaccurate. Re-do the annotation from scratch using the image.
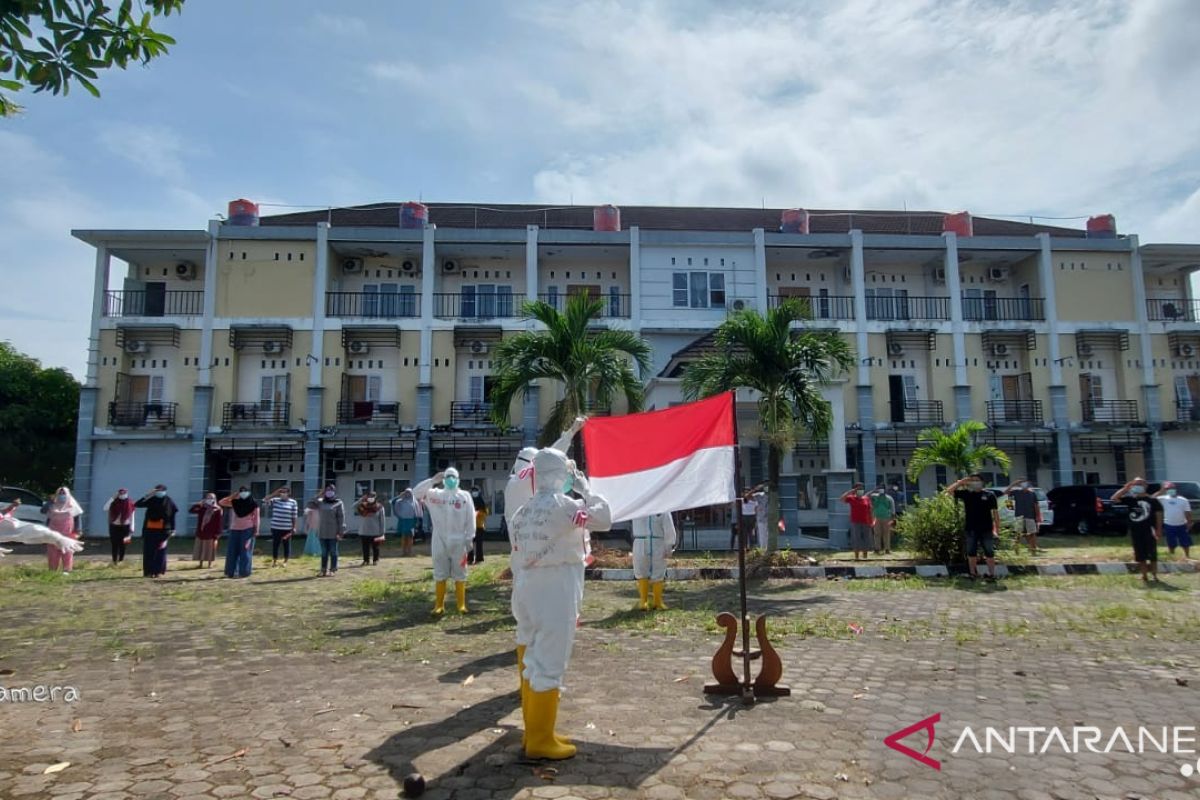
[885,713,1200,778]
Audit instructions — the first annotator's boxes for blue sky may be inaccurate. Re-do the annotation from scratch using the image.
[1,0,1198,378]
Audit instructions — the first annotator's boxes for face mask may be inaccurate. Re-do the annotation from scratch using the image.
[854,490,864,497]
[1130,485,1146,496]
[444,477,459,490]
[1166,489,1177,497]
[367,496,377,504]
[239,491,250,499]
[1021,482,1031,489]
[203,498,216,506]
[563,475,576,494]
[57,493,67,502]
[154,491,166,498]
[324,491,336,499]
[117,492,128,500]
[969,483,983,492]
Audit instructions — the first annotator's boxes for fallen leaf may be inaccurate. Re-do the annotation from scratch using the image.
[71,719,82,733]
[585,722,596,729]
[211,748,247,765]
[278,737,292,748]
[0,668,13,676]
[391,703,424,709]
[462,675,475,687]
[608,729,616,736]
[453,648,468,653]
[43,762,70,775]
[313,744,341,750]
[1013,670,1027,677]
[532,766,558,781]
[834,772,849,782]
[673,675,691,683]
[1177,677,1190,687]
[848,623,864,636]
[249,669,271,676]
[852,693,866,700]
[313,708,335,716]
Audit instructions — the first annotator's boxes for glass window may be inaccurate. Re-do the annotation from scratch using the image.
[689,272,708,308]
[460,285,476,318]
[608,285,621,317]
[497,285,513,316]
[546,285,560,310]
[476,285,496,318]
[379,283,398,318]
[363,284,379,317]
[672,273,688,307]
[709,273,725,307]
[399,285,416,316]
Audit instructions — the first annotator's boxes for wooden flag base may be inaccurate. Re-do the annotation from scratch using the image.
[703,612,791,699]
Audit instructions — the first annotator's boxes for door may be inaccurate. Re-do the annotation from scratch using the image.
[1176,375,1200,421]
[362,284,379,317]
[476,285,496,318]
[889,375,906,423]
[1080,373,1103,421]
[144,282,166,317]
[379,283,399,317]
[1001,375,1021,420]
[1190,376,1200,421]
[260,374,290,423]
[399,285,416,316]
[1018,283,1032,320]
[497,285,514,317]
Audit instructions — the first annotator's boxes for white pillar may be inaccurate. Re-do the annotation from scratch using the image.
[525,225,539,303]
[197,219,219,386]
[822,382,847,470]
[85,245,112,387]
[419,223,436,385]
[308,222,330,388]
[944,232,968,387]
[1129,235,1155,386]
[1036,233,1063,385]
[850,231,868,384]
[630,226,642,329]
[753,228,768,312]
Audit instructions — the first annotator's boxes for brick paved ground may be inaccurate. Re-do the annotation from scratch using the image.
[1,545,1199,799]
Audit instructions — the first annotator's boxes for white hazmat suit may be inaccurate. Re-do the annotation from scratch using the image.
[413,467,475,613]
[631,512,677,610]
[510,448,611,760]
[0,514,85,557]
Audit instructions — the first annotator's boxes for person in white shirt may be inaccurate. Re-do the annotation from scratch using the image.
[1152,482,1192,558]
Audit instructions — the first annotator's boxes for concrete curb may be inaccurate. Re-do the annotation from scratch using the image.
[584,560,1198,581]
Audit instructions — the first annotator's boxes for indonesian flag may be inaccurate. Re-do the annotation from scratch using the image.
[581,392,737,523]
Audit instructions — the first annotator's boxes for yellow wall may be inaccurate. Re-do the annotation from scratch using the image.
[430,331,457,424]
[1052,252,1134,321]
[215,241,316,318]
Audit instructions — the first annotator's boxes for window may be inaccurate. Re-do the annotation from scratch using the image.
[608,285,621,317]
[546,285,560,310]
[689,272,707,307]
[497,285,513,316]
[461,285,476,317]
[673,272,725,309]
[866,288,909,320]
[709,273,725,307]
[362,284,379,317]
[672,273,688,307]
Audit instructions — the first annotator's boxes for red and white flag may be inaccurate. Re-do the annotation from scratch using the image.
[581,392,737,523]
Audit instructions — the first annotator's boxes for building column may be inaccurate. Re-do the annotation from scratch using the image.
[753,228,768,312]
[821,382,848,471]
[849,230,874,485]
[1036,233,1073,486]
[1128,234,1164,480]
[1049,385,1073,486]
[630,226,641,330]
[525,225,538,303]
[856,384,876,486]
[304,386,324,500]
[522,384,540,447]
[187,386,213,526]
[415,385,433,480]
[1143,385,1166,480]
[74,244,110,534]
[953,386,972,424]
[416,223,437,481]
[944,231,970,422]
[823,469,855,548]
[186,222,221,517]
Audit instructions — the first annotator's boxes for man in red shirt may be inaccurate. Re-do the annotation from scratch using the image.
[841,483,875,560]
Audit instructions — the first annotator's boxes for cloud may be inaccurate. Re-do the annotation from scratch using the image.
[96,122,196,184]
[311,12,369,37]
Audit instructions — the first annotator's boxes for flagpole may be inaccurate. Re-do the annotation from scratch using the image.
[728,389,754,705]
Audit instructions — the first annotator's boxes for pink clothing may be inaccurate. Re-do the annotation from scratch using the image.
[46,509,79,572]
[304,507,321,532]
[230,507,259,532]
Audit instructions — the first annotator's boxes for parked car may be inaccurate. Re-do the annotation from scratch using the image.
[1046,484,1129,534]
[1,486,49,525]
[986,487,1053,530]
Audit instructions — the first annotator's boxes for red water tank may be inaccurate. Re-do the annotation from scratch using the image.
[400,201,429,229]
[943,211,973,237]
[593,205,621,232]
[228,199,259,226]
[780,208,810,234]
[1086,214,1116,239]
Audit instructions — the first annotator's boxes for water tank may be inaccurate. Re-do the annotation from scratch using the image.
[400,201,429,229]
[780,208,810,234]
[227,199,259,226]
[593,205,621,232]
[1086,214,1116,239]
[943,211,973,237]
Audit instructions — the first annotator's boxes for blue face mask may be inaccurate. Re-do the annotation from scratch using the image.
[562,475,575,495]
[154,491,166,498]
[56,493,67,502]
[444,476,459,491]
[1167,489,1177,497]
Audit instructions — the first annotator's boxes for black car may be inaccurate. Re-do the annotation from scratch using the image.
[1046,484,1129,535]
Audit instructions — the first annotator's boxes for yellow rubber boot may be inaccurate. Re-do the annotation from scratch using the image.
[455,580,468,613]
[524,688,576,760]
[517,646,570,748]
[637,578,650,611]
[651,580,667,610]
[433,580,446,615]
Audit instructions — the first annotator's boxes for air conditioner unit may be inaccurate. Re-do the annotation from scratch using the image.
[470,340,488,355]
[227,460,250,474]
[991,343,1010,357]
[330,459,352,473]
[174,261,197,280]
[123,340,149,354]
[342,257,364,274]
[1077,343,1094,357]
[1177,343,1195,358]
[401,260,418,273]
[442,259,458,273]
[988,266,1009,282]
[262,341,283,354]
[932,267,947,284]
[887,341,905,357]
[728,298,747,311]
[348,340,369,355]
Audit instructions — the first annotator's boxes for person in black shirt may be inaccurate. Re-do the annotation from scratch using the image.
[945,474,1001,580]
[1111,477,1163,583]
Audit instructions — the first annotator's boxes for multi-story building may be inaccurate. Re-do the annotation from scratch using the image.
[70,203,1200,545]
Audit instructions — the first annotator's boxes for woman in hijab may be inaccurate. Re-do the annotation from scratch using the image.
[190,491,223,568]
[307,484,346,577]
[44,487,84,574]
[302,501,322,557]
[355,490,386,566]
[220,485,259,578]
[135,484,177,578]
[103,488,136,565]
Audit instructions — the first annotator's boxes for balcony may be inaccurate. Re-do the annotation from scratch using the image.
[537,293,632,318]
[326,292,419,318]
[986,400,1044,426]
[1147,299,1200,322]
[890,400,944,426]
[866,296,950,321]
[434,293,518,320]
[450,401,496,427]
[336,400,400,426]
[962,297,1045,322]
[1081,400,1140,425]
[222,401,291,429]
[767,294,855,320]
[1177,400,1200,423]
[104,290,203,317]
[108,401,177,428]
[582,400,612,417]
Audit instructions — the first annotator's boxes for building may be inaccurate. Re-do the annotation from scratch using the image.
[70,203,1200,546]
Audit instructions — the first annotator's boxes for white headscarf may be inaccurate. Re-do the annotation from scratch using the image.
[51,487,83,517]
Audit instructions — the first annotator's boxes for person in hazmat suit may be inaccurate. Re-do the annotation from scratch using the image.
[413,467,475,614]
[631,511,677,610]
[510,447,611,760]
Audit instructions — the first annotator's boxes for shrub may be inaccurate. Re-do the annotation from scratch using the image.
[895,492,1020,563]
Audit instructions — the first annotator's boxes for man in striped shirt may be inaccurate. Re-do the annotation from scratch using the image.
[267,486,299,565]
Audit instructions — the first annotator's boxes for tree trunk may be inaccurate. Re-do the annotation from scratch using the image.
[766,442,782,553]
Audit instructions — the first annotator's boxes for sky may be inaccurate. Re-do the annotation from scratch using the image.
[1,0,1198,379]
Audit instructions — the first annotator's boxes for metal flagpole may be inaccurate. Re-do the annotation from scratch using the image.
[729,389,754,704]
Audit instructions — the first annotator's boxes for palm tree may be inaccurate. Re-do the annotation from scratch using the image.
[681,300,855,553]
[489,293,652,446]
[906,420,1012,484]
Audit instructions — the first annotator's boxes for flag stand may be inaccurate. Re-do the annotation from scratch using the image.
[703,390,790,703]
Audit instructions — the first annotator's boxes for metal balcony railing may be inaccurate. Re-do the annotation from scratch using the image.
[450,401,495,426]
[103,290,203,317]
[108,401,177,427]
[986,400,1044,425]
[325,292,419,318]
[866,296,950,321]
[581,401,612,416]
[1177,400,1200,423]
[962,297,1045,322]
[336,400,400,426]
[536,293,632,318]
[767,294,855,320]
[1081,400,1140,425]
[222,402,291,428]
[890,400,944,425]
[1147,299,1200,322]
[433,293,518,319]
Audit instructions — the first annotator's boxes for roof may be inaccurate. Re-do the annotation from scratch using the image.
[258,202,1088,237]
[658,330,728,378]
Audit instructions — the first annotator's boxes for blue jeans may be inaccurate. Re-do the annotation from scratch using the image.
[224,529,254,577]
[320,538,339,573]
